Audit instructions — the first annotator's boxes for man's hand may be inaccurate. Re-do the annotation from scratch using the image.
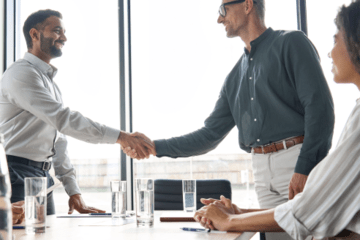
[12,201,25,224]
[288,173,308,200]
[68,194,105,214]
[194,199,233,231]
[117,131,156,160]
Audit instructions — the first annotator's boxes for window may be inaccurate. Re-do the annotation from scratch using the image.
[307,0,354,151]
[18,0,120,213]
[12,0,337,219]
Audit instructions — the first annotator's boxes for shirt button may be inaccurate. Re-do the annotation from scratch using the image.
[254,119,257,121]
[257,139,260,142]
[250,58,253,61]
[249,77,252,80]
[251,98,254,100]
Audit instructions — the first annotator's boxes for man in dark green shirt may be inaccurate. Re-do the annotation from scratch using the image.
[122,1,334,238]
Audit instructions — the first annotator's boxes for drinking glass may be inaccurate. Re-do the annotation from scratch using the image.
[25,177,47,234]
[135,178,154,227]
[0,134,12,240]
[182,179,196,212]
[110,180,127,218]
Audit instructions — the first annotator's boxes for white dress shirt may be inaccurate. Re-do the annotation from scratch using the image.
[0,52,120,196]
[274,99,360,240]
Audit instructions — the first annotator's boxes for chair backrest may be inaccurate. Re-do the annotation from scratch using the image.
[154,179,232,210]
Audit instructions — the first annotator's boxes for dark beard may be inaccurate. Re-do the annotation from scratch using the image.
[40,33,63,58]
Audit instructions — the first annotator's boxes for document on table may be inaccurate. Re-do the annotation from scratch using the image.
[57,214,112,218]
[78,218,135,226]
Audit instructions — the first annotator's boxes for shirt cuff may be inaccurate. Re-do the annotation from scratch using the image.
[154,139,169,157]
[294,156,319,175]
[61,178,81,197]
[274,195,311,240]
[101,127,121,144]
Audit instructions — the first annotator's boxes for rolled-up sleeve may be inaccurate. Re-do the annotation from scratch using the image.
[275,126,360,239]
[274,194,311,240]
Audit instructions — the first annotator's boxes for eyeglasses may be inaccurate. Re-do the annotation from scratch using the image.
[219,0,257,17]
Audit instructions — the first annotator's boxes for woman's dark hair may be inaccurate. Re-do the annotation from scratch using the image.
[23,9,62,50]
[335,0,360,74]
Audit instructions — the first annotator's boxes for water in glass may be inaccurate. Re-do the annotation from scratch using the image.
[135,190,154,226]
[25,196,46,234]
[183,192,196,212]
[112,191,126,218]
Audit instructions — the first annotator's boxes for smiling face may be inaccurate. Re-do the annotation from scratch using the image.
[30,15,67,62]
[217,0,248,38]
[39,16,66,58]
[330,30,359,84]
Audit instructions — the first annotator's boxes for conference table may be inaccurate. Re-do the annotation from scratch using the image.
[13,211,256,240]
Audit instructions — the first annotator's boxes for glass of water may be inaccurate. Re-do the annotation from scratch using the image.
[182,179,196,212]
[110,180,127,218]
[24,177,47,234]
[135,178,154,227]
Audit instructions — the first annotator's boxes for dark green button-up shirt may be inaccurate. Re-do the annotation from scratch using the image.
[155,28,334,175]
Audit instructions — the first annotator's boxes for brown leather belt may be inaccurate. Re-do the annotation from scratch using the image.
[252,136,304,154]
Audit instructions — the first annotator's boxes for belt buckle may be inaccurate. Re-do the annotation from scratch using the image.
[42,161,52,171]
[283,140,287,150]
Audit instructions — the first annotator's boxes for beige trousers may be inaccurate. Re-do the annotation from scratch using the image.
[251,144,312,240]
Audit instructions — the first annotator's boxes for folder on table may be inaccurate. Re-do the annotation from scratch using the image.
[160,212,196,222]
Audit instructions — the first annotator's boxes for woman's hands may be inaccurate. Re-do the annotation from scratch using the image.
[194,195,245,231]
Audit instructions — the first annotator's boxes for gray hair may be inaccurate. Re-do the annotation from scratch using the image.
[254,0,265,21]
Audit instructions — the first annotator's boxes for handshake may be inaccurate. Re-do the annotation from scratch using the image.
[117,131,157,160]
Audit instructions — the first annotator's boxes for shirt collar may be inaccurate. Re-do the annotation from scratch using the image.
[23,52,58,78]
[244,27,274,54]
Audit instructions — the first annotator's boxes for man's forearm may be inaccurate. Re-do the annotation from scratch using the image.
[228,209,283,232]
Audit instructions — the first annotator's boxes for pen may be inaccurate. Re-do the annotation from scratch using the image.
[89,213,135,217]
[13,226,25,229]
[180,227,211,232]
[35,182,62,197]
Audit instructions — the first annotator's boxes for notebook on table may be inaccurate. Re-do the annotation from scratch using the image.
[160,211,196,222]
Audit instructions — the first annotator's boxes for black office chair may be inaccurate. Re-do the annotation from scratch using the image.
[154,179,232,210]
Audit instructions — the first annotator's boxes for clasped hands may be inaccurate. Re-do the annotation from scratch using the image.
[194,195,244,231]
[117,131,156,159]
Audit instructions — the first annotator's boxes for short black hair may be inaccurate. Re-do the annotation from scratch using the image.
[23,9,62,50]
[335,0,360,74]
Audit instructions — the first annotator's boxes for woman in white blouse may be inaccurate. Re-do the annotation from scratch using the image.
[194,1,360,240]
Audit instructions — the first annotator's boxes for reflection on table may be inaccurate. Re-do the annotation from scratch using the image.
[13,211,256,240]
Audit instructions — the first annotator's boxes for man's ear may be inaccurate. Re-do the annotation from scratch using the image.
[29,28,40,42]
[245,0,255,14]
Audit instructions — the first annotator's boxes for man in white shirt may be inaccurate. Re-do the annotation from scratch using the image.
[0,9,153,215]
